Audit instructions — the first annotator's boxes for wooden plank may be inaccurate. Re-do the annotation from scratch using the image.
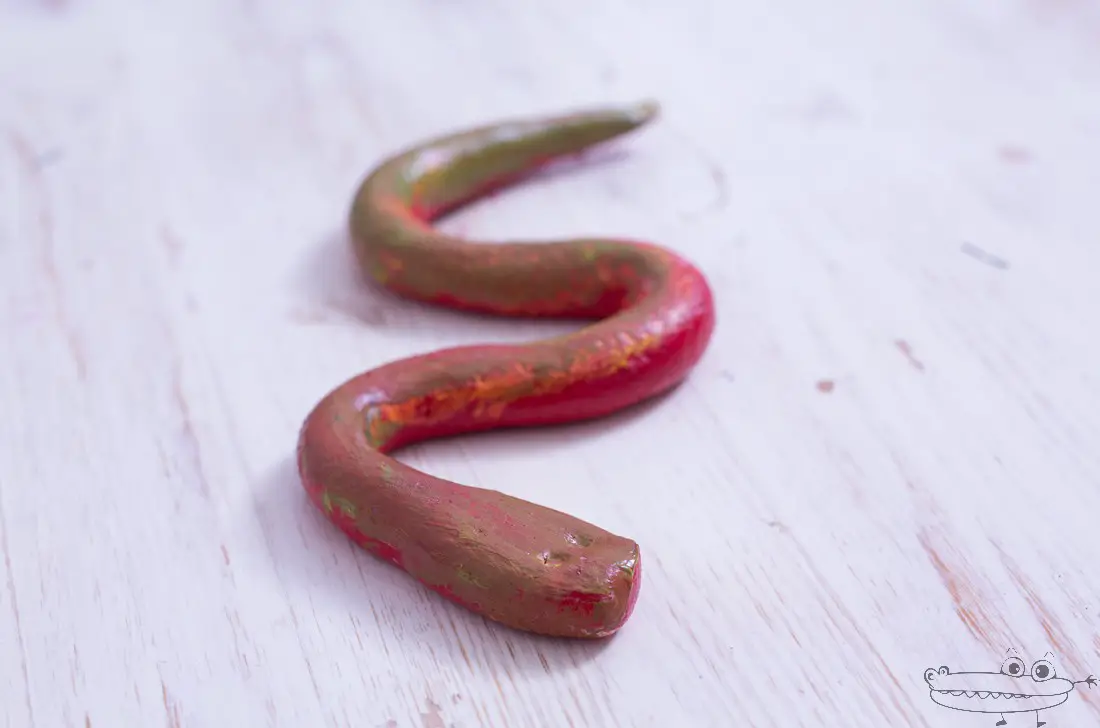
[2,0,1099,725]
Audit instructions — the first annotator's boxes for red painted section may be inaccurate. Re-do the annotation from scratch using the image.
[425,582,484,614]
[558,591,607,616]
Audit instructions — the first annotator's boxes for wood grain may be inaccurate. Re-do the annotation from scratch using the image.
[2,0,1099,726]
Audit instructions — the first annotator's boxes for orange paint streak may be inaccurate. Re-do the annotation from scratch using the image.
[366,337,664,445]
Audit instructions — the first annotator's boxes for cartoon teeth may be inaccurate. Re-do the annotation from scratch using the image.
[946,690,1031,699]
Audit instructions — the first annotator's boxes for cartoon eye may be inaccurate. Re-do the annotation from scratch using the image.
[1001,656,1026,677]
[1032,660,1056,682]
[938,666,950,676]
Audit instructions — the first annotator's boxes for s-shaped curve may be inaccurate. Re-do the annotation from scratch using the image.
[297,100,716,638]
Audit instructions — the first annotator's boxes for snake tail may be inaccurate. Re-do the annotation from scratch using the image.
[297,100,716,638]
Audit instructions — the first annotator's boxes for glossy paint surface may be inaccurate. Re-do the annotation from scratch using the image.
[297,101,716,638]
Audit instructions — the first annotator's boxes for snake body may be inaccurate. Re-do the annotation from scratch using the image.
[297,101,716,638]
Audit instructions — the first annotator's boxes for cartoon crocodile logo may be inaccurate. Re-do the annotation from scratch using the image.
[923,651,1095,726]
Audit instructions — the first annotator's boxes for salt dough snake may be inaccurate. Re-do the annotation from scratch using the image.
[297,101,716,638]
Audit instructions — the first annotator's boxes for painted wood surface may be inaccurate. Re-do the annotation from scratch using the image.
[2,1,1099,726]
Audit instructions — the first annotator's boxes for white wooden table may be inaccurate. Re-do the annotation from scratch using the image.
[3,1,1099,726]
